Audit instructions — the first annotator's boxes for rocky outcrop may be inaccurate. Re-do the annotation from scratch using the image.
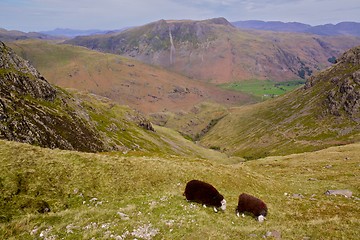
[304,46,360,122]
[0,41,56,101]
[0,41,159,153]
[0,41,110,152]
[326,74,360,120]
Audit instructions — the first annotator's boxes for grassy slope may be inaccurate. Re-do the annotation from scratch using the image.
[7,40,255,114]
[149,102,229,141]
[200,56,360,159]
[0,140,359,239]
[57,90,233,161]
[201,89,360,159]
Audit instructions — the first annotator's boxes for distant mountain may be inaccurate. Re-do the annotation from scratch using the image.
[40,28,126,38]
[306,22,360,36]
[200,45,360,159]
[232,20,360,37]
[0,28,57,42]
[65,17,360,83]
[231,20,311,33]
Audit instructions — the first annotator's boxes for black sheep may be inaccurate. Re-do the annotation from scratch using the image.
[183,179,226,212]
[236,193,267,222]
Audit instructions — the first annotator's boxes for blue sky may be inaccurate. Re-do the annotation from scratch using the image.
[1,0,360,32]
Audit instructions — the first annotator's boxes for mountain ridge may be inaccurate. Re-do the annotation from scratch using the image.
[232,20,360,36]
[65,18,360,83]
[0,28,58,42]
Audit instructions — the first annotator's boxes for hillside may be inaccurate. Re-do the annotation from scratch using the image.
[8,40,254,114]
[65,18,360,83]
[200,45,360,159]
[1,40,238,159]
[0,139,359,239]
[0,40,106,152]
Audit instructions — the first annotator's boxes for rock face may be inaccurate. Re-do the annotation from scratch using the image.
[0,41,56,101]
[306,46,360,122]
[0,41,111,152]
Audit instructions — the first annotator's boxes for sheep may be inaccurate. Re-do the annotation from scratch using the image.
[236,193,267,222]
[183,179,226,212]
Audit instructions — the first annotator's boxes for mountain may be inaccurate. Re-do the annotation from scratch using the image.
[232,20,360,37]
[306,22,360,36]
[231,20,311,33]
[65,18,360,83]
[200,45,360,159]
[0,28,56,42]
[8,40,255,114]
[39,28,126,38]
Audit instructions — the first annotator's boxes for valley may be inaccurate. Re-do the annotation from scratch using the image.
[1,15,360,239]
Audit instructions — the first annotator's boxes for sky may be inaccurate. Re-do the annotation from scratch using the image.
[1,0,360,32]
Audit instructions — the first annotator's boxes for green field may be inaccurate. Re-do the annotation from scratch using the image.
[219,79,306,99]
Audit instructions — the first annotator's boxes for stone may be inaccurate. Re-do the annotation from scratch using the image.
[325,190,353,198]
[265,230,281,239]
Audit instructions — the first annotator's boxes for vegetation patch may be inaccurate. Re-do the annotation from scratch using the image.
[219,79,305,100]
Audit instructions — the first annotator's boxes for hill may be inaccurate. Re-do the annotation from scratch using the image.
[65,18,360,83]
[8,40,254,114]
[1,40,237,159]
[0,139,359,239]
[232,21,360,37]
[0,28,56,42]
[200,45,360,159]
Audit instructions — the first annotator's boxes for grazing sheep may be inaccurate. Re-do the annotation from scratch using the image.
[183,179,226,212]
[236,193,267,222]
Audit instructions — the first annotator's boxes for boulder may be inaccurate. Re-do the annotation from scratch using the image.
[325,190,353,198]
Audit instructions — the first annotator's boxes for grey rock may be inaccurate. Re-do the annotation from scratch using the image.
[264,230,281,239]
[292,193,304,199]
[325,190,353,198]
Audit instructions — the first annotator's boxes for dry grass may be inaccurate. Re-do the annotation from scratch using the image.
[0,140,359,239]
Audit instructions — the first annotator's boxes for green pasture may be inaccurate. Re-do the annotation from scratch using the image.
[219,79,305,99]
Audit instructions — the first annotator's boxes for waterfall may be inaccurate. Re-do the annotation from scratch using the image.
[169,27,176,65]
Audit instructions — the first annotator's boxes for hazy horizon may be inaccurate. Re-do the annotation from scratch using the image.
[1,0,360,32]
